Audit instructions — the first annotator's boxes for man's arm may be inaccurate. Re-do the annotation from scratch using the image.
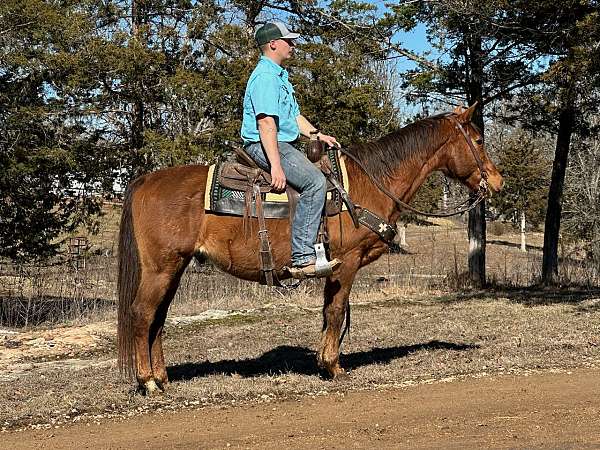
[296,114,340,148]
[257,114,286,191]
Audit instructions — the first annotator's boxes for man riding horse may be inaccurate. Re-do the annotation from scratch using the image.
[241,22,342,279]
[117,22,503,393]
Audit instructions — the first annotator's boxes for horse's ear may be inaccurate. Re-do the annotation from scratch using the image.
[458,102,478,122]
[453,104,464,115]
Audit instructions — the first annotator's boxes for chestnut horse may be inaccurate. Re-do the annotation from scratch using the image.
[117,104,503,394]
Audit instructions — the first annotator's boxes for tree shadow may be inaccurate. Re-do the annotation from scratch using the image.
[167,340,477,382]
[444,286,600,307]
[488,239,543,252]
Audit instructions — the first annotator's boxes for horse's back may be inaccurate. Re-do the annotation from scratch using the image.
[133,164,209,195]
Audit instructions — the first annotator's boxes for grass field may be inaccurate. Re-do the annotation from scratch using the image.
[1,206,597,328]
[1,283,600,431]
[1,207,599,430]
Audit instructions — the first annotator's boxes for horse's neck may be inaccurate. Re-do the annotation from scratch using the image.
[391,144,446,203]
[347,139,447,223]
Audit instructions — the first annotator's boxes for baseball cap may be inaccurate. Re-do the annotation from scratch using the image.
[255,22,300,46]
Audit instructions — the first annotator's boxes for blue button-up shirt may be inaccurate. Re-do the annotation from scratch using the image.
[241,56,300,145]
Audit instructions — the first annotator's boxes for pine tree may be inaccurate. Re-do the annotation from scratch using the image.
[496,0,600,283]
[488,129,551,229]
[0,0,402,262]
[0,0,108,260]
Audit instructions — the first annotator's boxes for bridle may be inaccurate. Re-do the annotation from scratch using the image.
[338,113,490,218]
[448,115,488,183]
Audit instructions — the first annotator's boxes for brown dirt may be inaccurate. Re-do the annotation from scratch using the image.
[4,368,600,449]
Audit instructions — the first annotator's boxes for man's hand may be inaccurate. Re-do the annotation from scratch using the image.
[270,164,286,192]
[297,115,342,148]
[317,132,341,148]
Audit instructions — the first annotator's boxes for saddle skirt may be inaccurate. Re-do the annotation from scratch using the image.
[204,148,350,219]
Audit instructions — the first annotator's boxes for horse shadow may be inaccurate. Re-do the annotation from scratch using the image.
[167,340,477,382]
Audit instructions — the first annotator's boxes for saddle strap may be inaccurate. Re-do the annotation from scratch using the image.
[357,207,398,245]
[326,174,360,228]
[253,184,277,286]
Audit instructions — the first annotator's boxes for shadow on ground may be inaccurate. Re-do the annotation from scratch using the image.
[488,239,543,252]
[444,287,600,307]
[168,340,476,382]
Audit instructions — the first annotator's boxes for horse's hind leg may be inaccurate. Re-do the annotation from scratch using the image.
[131,266,182,394]
[149,302,169,389]
[149,267,187,389]
[318,260,359,379]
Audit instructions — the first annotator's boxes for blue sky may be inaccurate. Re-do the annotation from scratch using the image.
[368,0,435,66]
[396,22,430,53]
[394,22,433,72]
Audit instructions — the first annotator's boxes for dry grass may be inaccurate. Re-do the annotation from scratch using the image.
[1,213,599,430]
[1,216,598,328]
[1,289,600,431]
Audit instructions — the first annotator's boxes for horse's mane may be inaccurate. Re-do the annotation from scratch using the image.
[345,113,452,180]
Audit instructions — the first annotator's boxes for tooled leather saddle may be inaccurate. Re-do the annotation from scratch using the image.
[211,143,357,224]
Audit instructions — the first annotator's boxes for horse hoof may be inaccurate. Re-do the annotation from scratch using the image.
[143,379,163,396]
[333,370,350,382]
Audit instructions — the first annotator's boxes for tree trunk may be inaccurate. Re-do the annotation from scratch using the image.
[520,210,526,252]
[399,224,406,246]
[131,0,146,176]
[468,199,486,286]
[464,31,486,287]
[542,104,575,284]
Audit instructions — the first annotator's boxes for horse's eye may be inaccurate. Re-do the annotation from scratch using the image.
[475,138,483,145]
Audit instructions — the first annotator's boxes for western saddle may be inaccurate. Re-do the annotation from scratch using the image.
[216,141,396,286]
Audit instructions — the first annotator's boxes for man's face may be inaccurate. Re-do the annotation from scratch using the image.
[271,38,295,60]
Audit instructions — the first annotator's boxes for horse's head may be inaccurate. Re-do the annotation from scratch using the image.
[441,104,503,193]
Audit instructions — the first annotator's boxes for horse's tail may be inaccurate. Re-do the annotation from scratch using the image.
[117,177,144,378]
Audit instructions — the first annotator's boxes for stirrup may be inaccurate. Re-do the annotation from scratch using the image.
[284,256,342,281]
[314,243,335,277]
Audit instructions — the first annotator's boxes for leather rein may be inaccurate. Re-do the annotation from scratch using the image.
[338,114,489,219]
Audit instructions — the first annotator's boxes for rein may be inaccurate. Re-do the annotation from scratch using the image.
[338,115,489,219]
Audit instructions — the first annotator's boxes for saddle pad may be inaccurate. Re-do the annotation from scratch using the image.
[204,149,350,218]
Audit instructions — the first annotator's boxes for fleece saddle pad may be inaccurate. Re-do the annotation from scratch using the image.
[204,148,349,219]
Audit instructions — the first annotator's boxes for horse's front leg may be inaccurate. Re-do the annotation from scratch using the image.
[318,257,360,379]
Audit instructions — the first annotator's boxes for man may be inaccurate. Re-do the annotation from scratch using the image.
[241,22,342,279]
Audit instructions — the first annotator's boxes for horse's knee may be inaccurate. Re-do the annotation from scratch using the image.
[324,303,346,326]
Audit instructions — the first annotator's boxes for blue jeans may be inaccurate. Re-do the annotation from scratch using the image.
[245,141,326,266]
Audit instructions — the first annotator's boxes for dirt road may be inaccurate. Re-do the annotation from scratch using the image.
[5,369,600,449]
